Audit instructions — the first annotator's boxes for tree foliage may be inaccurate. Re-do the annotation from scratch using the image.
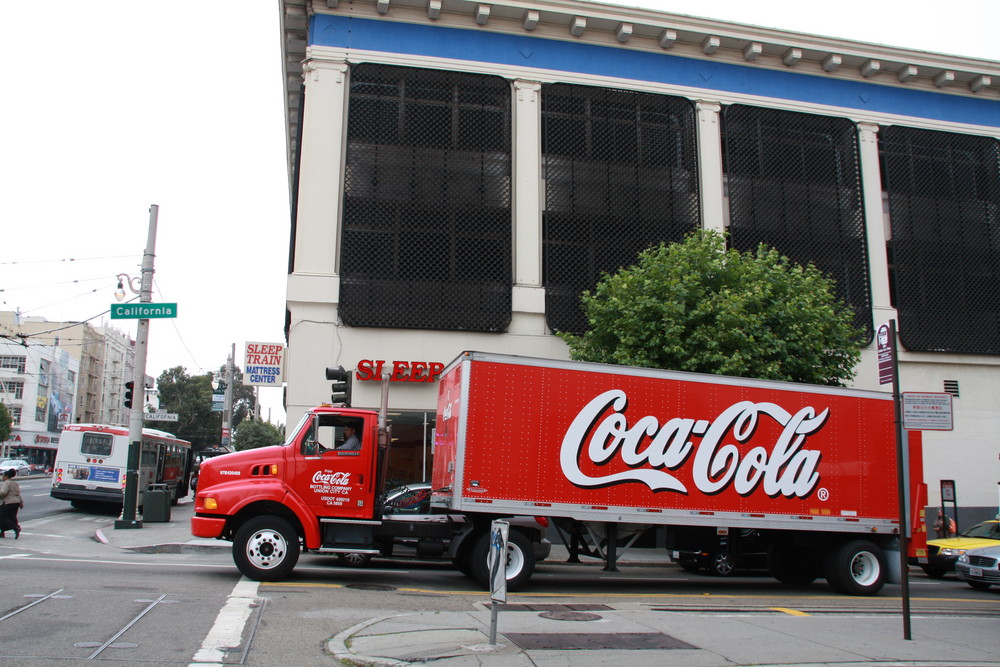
[150,367,218,449]
[149,365,271,451]
[233,419,285,451]
[0,402,11,444]
[559,230,864,386]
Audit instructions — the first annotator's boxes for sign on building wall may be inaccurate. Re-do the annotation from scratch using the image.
[244,342,285,386]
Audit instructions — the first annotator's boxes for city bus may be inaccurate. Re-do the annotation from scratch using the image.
[50,423,193,508]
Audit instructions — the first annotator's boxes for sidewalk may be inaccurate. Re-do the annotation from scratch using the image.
[95,504,1000,667]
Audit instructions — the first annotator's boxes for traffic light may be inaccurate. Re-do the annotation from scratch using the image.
[124,381,134,409]
[325,366,352,406]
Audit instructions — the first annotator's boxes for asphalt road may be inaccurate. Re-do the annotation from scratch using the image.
[2,481,998,666]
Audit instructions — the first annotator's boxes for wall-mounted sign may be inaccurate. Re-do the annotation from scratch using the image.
[355,359,445,383]
[244,342,285,386]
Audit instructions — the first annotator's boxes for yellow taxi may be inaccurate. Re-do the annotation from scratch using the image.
[921,520,1000,578]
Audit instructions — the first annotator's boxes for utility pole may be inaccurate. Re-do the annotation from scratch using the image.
[222,343,234,446]
[116,204,158,530]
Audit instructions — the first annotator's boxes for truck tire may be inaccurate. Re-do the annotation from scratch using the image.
[709,550,736,577]
[823,540,885,596]
[470,529,536,592]
[233,516,300,581]
[767,546,818,586]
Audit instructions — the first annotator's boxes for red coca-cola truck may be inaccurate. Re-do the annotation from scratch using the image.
[192,351,925,595]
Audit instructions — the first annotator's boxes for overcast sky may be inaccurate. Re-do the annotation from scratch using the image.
[1,1,996,426]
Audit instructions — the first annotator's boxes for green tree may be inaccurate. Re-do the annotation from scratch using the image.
[560,230,864,386]
[233,419,284,451]
[0,402,11,444]
[150,366,219,449]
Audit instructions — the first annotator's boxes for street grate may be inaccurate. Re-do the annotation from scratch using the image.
[505,632,699,650]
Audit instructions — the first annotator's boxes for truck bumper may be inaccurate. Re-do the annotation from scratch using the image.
[191,515,227,538]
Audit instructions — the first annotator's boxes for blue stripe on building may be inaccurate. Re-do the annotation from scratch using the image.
[311,14,999,129]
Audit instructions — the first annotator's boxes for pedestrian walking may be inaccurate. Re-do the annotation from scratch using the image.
[0,468,23,539]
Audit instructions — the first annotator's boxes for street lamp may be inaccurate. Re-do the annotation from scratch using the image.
[115,273,141,302]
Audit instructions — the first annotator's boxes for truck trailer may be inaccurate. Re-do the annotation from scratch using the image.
[192,351,924,595]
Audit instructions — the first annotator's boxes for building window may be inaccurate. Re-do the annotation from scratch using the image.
[542,84,699,334]
[340,64,513,332]
[0,356,26,373]
[881,127,1000,354]
[1,380,23,399]
[723,105,872,340]
[9,406,20,425]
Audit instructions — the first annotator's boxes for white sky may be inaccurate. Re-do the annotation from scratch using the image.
[0,1,996,427]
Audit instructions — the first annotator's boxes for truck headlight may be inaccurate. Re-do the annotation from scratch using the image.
[204,497,218,511]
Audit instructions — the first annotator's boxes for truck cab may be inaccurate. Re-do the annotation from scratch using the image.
[192,403,544,586]
[192,406,384,579]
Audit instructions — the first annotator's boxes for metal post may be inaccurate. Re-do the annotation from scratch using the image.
[116,204,158,530]
[888,319,911,640]
[222,344,234,445]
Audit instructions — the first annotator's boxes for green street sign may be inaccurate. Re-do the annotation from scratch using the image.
[110,302,178,319]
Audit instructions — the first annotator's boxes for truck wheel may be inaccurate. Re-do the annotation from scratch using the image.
[767,546,818,586]
[824,540,885,596]
[471,530,536,592]
[233,516,300,581]
[709,550,736,577]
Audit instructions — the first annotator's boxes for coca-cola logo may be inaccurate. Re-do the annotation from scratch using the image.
[560,390,827,498]
[312,470,351,485]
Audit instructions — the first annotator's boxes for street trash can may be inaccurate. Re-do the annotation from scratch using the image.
[143,484,171,522]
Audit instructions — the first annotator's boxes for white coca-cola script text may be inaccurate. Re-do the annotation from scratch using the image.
[559,390,828,497]
[312,470,351,485]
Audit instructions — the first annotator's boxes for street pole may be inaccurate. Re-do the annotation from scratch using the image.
[222,343,234,446]
[116,204,158,530]
[888,319,912,640]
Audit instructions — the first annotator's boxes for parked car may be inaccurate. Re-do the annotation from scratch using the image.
[0,460,32,476]
[919,520,1000,578]
[671,528,768,576]
[956,544,1000,591]
[337,483,552,566]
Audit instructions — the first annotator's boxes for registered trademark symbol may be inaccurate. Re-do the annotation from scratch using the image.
[817,488,829,501]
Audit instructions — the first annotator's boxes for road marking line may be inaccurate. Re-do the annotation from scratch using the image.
[190,578,260,665]
[770,607,811,616]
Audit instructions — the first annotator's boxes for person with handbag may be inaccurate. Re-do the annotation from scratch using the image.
[0,468,23,539]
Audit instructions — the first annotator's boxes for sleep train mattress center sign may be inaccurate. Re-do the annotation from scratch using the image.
[244,342,285,386]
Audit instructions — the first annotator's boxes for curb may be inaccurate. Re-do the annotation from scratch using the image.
[327,615,412,666]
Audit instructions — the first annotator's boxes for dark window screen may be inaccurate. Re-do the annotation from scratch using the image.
[723,105,872,340]
[81,432,113,457]
[881,126,1000,354]
[542,84,699,334]
[341,64,512,331]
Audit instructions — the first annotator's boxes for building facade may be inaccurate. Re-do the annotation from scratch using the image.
[280,1,1000,518]
[1,312,136,431]
[0,341,80,467]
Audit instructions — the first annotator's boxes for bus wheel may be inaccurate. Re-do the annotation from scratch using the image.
[233,516,300,581]
[470,529,535,592]
[824,540,885,596]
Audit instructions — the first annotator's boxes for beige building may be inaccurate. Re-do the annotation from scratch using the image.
[0,311,135,426]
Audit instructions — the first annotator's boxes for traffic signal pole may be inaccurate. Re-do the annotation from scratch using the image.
[115,205,159,530]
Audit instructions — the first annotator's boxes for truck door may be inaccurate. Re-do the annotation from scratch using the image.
[292,414,377,520]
